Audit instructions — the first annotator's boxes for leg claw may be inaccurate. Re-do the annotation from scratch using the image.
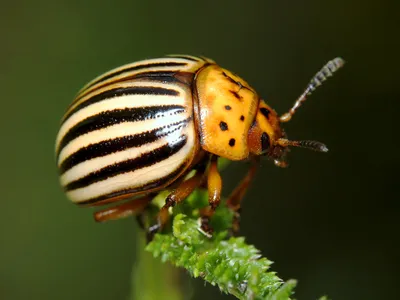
[146,223,160,243]
[198,216,213,238]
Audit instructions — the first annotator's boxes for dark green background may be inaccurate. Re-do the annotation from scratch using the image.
[1,0,398,299]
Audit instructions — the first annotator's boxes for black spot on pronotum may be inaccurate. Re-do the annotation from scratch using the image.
[229,138,236,147]
[261,132,270,152]
[224,105,232,110]
[222,71,242,87]
[260,107,271,119]
[240,115,245,121]
[219,121,228,131]
[230,90,242,100]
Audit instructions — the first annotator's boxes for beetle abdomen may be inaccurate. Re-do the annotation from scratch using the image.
[55,56,205,205]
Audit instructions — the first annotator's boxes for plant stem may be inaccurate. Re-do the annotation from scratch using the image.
[131,229,189,300]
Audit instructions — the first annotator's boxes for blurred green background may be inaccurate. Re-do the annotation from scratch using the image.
[1,0,398,299]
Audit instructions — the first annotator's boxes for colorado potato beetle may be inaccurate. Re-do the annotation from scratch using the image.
[55,55,344,237]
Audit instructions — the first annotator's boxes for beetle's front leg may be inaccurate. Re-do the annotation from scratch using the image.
[226,158,258,234]
[200,155,222,237]
[147,164,207,241]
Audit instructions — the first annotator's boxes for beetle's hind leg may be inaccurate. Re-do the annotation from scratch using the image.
[93,193,155,224]
[147,164,207,241]
[226,158,258,234]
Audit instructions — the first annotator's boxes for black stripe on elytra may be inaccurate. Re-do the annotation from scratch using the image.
[63,86,180,125]
[64,135,187,191]
[73,71,183,104]
[77,160,188,206]
[59,117,191,174]
[57,105,185,158]
[167,55,200,62]
[132,71,196,87]
[132,71,177,79]
[130,71,184,84]
[85,62,187,89]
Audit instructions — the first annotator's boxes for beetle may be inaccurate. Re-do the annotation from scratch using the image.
[55,54,344,237]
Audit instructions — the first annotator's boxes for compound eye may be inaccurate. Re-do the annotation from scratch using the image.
[261,132,270,153]
[260,107,271,120]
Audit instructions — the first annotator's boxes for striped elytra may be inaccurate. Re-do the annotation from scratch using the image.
[55,55,344,233]
[56,55,209,205]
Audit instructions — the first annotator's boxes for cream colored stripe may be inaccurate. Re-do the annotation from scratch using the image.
[65,128,194,203]
[56,91,187,152]
[78,65,195,100]
[78,57,195,93]
[64,80,186,125]
[57,113,190,165]
[60,134,170,185]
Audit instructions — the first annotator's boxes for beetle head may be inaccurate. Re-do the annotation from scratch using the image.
[248,57,344,166]
[247,99,328,167]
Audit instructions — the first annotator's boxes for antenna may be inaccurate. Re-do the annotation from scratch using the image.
[277,138,329,152]
[280,57,345,122]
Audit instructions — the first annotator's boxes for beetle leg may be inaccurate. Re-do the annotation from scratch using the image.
[226,159,258,234]
[199,155,222,236]
[147,164,207,241]
[93,193,155,223]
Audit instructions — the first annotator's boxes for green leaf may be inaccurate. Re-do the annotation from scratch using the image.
[140,185,327,299]
[145,190,298,299]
